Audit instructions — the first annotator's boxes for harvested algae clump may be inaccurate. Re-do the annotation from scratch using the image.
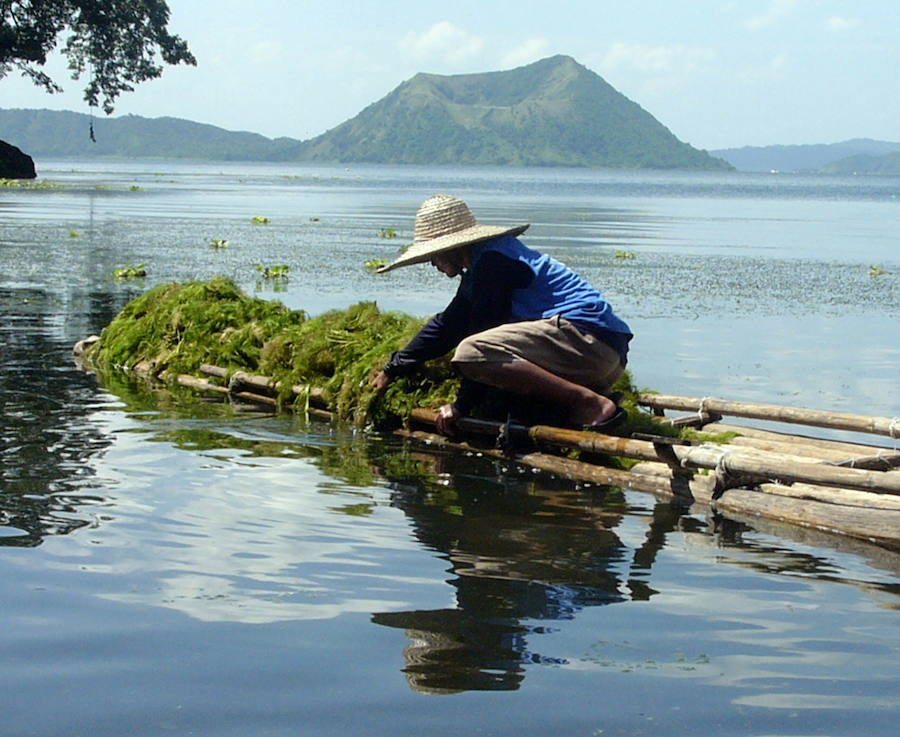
[87,277,459,427]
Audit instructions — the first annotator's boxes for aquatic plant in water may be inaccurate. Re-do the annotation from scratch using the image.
[252,216,270,224]
[378,227,398,238]
[0,178,62,189]
[256,264,290,280]
[113,264,147,279]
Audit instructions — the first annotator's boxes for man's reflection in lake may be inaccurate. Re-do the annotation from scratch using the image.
[372,451,685,693]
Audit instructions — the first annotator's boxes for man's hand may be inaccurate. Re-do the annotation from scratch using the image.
[435,403,461,436]
[371,370,392,393]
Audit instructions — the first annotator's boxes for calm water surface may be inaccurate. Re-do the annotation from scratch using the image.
[1,161,898,736]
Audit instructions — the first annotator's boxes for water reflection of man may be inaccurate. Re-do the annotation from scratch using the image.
[371,194,632,434]
[372,455,681,694]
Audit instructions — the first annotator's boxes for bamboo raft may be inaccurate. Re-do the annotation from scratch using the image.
[74,335,900,549]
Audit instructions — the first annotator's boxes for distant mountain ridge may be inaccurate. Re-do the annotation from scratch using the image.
[711,139,900,172]
[1,56,729,170]
[276,55,729,170]
[0,108,299,160]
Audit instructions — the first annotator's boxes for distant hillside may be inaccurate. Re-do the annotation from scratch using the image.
[1,56,729,170]
[711,139,900,172]
[281,55,729,170]
[820,151,900,175]
[0,108,299,160]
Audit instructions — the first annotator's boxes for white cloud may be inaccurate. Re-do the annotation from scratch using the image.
[746,0,799,31]
[501,38,550,69]
[399,21,484,65]
[600,42,714,76]
[827,16,862,31]
[768,52,788,74]
[593,42,715,101]
[734,50,790,86]
[248,40,284,65]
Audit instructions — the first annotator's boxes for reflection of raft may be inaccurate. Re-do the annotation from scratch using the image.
[90,356,900,550]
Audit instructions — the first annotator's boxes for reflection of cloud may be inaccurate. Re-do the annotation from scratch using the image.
[78,428,430,624]
[501,39,550,69]
[746,0,799,31]
[734,693,897,710]
[399,21,484,65]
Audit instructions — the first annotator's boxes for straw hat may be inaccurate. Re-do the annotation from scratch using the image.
[377,194,529,273]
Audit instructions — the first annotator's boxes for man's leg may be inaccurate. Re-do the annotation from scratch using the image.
[458,359,619,427]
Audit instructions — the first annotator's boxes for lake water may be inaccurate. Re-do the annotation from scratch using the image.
[1,160,899,736]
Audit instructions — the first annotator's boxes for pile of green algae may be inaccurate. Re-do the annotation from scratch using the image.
[84,277,672,435]
[85,277,458,427]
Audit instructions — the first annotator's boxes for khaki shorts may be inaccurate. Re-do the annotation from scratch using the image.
[452,316,624,393]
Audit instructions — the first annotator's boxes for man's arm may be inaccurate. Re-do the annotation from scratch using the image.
[379,288,471,381]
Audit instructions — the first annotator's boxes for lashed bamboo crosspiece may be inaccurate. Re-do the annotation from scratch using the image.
[639,393,900,438]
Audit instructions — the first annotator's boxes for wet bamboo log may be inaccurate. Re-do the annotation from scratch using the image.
[198,364,328,405]
[629,461,900,546]
[173,374,276,406]
[639,393,900,438]
[630,461,900,510]
[716,491,900,548]
[707,422,895,456]
[407,409,900,496]
[710,431,892,463]
[831,453,900,471]
[395,429,677,497]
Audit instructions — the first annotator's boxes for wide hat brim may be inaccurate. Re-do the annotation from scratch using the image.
[377,223,529,273]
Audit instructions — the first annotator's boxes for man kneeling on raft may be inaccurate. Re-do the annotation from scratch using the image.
[371,194,633,437]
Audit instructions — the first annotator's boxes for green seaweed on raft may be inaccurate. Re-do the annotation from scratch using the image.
[88,277,305,377]
[85,277,457,427]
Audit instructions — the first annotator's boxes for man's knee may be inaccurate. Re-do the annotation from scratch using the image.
[454,360,491,382]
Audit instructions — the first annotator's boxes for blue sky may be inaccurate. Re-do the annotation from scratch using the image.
[2,0,898,149]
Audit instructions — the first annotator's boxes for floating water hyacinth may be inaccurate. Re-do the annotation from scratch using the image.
[255,264,290,279]
[112,264,147,279]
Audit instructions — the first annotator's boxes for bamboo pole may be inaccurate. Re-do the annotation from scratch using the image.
[630,461,900,511]
[395,429,677,497]
[714,432,893,462]
[707,423,892,455]
[629,461,900,545]
[408,408,900,495]
[199,364,329,406]
[639,393,900,438]
[174,374,277,406]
